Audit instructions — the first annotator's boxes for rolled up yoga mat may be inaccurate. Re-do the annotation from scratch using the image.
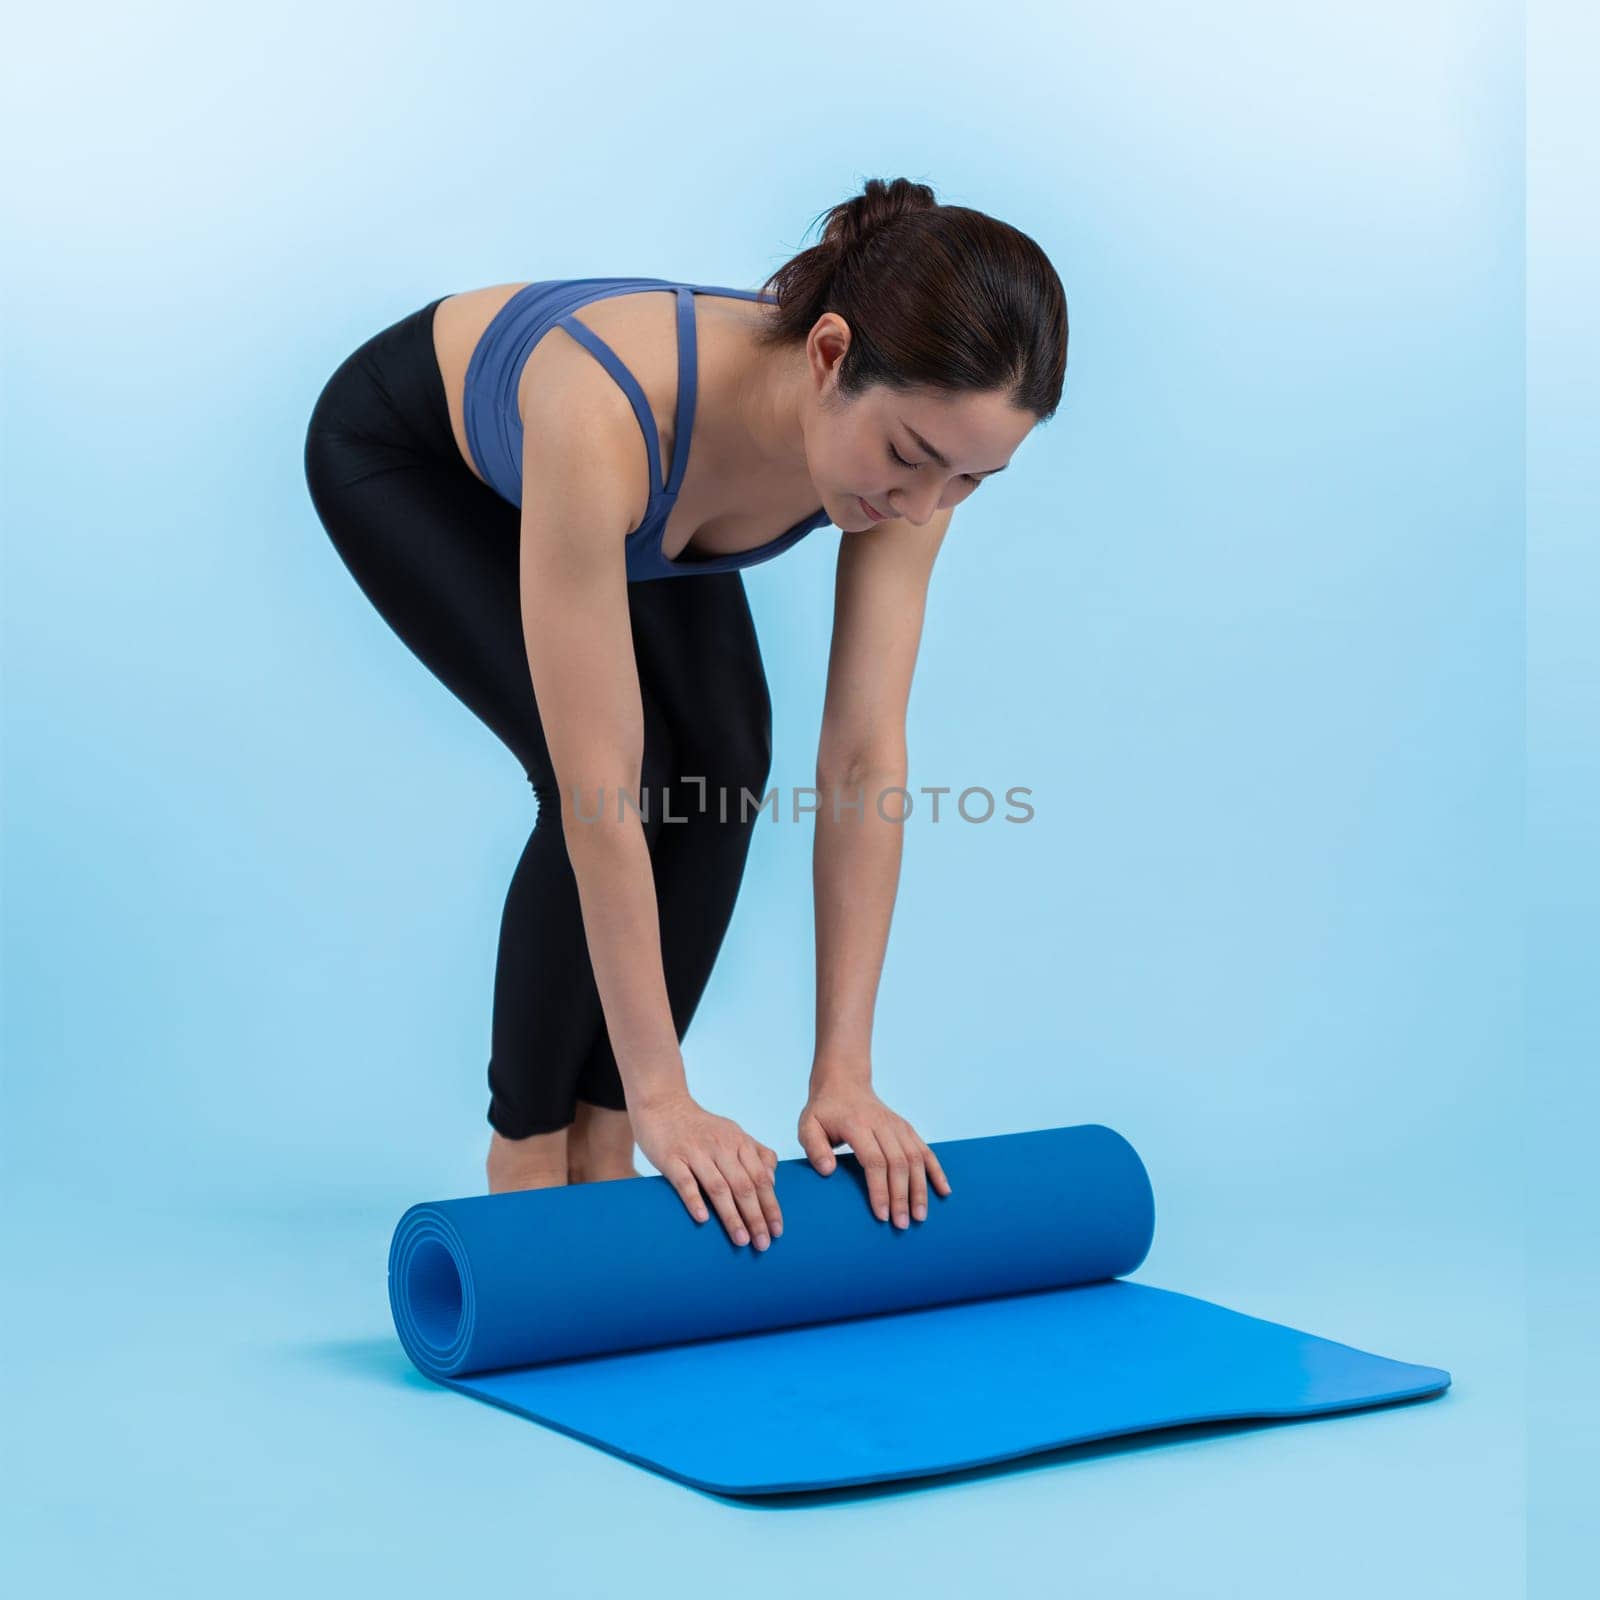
[387,1124,1450,1495]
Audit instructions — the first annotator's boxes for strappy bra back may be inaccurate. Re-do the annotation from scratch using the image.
[461,276,831,582]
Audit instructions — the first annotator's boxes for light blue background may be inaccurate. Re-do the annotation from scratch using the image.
[2,0,1553,1593]
[1525,0,1596,1593]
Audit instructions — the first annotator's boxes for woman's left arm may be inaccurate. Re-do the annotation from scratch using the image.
[799,507,955,1228]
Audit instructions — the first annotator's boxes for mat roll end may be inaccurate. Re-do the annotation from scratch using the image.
[388,1204,476,1380]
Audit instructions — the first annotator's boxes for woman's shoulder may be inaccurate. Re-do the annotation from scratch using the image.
[518,346,656,537]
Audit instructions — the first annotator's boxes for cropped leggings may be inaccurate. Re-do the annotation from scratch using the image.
[302,297,773,1139]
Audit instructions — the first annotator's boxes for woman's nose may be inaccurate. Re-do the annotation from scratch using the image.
[890,481,945,526]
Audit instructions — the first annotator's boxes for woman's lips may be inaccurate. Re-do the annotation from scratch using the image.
[859,496,887,522]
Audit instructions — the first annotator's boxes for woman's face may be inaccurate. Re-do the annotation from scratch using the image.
[799,313,1035,531]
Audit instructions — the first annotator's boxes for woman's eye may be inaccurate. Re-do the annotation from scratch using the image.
[889,442,984,487]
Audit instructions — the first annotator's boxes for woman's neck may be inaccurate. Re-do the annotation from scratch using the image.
[697,303,813,499]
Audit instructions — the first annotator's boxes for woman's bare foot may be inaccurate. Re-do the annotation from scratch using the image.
[486,1127,570,1194]
[568,1100,640,1183]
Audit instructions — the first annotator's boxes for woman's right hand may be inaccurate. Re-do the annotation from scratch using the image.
[631,1091,783,1250]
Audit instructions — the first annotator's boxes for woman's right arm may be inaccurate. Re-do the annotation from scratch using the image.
[516,384,783,1251]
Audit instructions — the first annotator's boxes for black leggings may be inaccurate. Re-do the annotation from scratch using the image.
[302,297,773,1139]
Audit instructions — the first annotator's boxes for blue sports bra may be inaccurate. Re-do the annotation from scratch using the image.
[462,277,833,582]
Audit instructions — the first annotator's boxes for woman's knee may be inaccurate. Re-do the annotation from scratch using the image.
[530,758,681,846]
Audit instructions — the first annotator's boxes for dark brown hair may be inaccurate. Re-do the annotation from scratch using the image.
[753,176,1068,422]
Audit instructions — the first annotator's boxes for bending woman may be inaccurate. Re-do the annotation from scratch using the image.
[302,176,1067,1249]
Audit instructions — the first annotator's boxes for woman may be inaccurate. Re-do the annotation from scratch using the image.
[302,176,1067,1250]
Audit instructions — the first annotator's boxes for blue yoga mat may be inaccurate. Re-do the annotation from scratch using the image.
[387,1124,1450,1494]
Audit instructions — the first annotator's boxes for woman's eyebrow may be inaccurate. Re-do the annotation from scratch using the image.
[902,422,1009,475]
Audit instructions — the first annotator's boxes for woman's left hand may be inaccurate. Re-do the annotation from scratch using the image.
[797,1079,952,1228]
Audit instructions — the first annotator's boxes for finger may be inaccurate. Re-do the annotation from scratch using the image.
[907,1144,929,1221]
[664,1158,710,1224]
[921,1142,952,1197]
[885,1138,911,1229]
[691,1154,750,1247]
[798,1114,837,1175]
[855,1132,890,1222]
[740,1145,783,1242]
[760,1144,780,1176]
[720,1151,771,1249]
